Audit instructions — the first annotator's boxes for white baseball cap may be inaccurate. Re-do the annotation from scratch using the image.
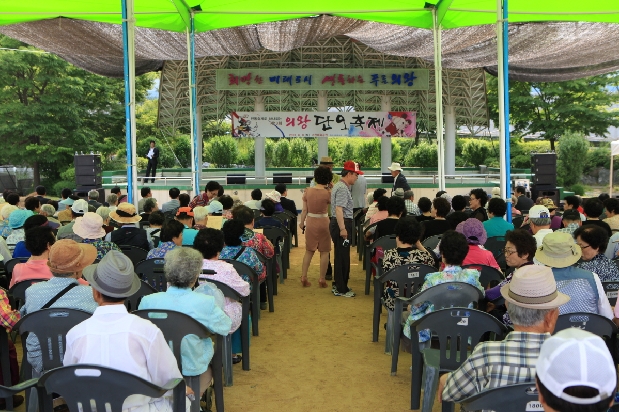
[528,205,550,219]
[536,328,616,405]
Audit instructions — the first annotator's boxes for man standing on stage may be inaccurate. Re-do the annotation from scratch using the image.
[144,140,159,183]
[330,161,363,298]
[388,162,410,193]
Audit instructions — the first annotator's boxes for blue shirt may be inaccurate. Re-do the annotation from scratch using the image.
[12,241,31,259]
[138,286,231,376]
[255,217,283,229]
[146,241,177,259]
[181,226,198,246]
[21,277,97,372]
[483,217,514,238]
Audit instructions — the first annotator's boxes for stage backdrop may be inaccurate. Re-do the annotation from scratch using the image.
[231,111,416,138]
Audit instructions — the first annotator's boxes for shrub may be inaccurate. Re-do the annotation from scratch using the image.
[356,138,381,168]
[404,142,438,168]
[557,132,589,187]
[462,139,493,166]
[265,139,276,166]
[328,140,343,165]
[584,147,612,173]
[172,135,192,168]
[570,183,585,196]
[341,141,356,164]
[391,140,402,164]
[273,139,291,167]
[289,138,311,167]
[204,135,238,167]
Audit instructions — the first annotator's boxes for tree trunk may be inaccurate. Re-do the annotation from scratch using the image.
[550,138,556,151]
[32,160,40,188]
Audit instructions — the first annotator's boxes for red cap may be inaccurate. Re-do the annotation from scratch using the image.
[342,161,364,175]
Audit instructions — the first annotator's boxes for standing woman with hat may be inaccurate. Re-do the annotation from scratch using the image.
[73,212,121,260]
[299,165,333,288]
[388,162,410,193]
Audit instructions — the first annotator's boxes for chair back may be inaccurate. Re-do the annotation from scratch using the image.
[262,226,287,252]
[3,257,29,285]
[14,308,92,371]
[377,264,436,304]
[462,264,504,289]
[555,312,618,339]
[38,364,185,412]
[125,280,157,311]
[134,258,167,292]
[362,222,379,238]
[118,245,149,266]
[369,235,397,254]
[9,279,47,309]
[460,382,540,412]
[602,281,619,306]
[484,236,507,270]
[272,212,289,228]
[253,209,262,220]
[421,235,441,250]
[412,308,507,370]
[409,281,483,309]
[132,310,217,372]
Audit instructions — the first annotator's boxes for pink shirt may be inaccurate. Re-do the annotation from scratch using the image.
[369,210,389,225]
[10,259,53,288]
[200,259,251,334]
[462,245,501,272]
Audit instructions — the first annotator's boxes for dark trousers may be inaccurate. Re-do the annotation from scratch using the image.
[330,218,353,294]
[144,159,157,183]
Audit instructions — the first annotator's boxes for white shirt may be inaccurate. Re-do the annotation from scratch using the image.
[351,175,367,209]
[64,305,183,412]
[244,200,262,210]
[147,148,155,160]
[533,229,554,247]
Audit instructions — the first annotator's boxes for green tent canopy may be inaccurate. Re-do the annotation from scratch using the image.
[1,0,618,32]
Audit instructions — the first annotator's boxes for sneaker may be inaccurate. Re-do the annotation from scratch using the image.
[334,290,356,298]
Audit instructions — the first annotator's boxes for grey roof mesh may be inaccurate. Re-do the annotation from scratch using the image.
[0,16,618,81]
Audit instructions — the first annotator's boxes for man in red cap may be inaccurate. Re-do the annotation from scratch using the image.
[330,161,363,297]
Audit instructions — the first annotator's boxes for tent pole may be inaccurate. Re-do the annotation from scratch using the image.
[186,12,200,196]
[432,8,445,191]
[610,155,614,196]
[497,0,511,222]
[121,0,137,205]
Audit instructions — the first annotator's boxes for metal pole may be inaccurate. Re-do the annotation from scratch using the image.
[432,8,445,191]
[497,0,512,222]
[121,0,137,205]
[611,155,614,196]
[186,12,200,196]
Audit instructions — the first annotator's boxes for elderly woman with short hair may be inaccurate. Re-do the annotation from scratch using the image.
[106,194,118,212]
[193,206,209,230]
[96,206,115,234]
[575,225,619,281]
[138,247,232,396]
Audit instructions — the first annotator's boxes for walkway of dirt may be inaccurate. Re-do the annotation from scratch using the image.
[224,236,440,412]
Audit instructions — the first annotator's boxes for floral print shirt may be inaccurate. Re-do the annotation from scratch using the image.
[577,253,619,282]
[219,245,264,287]
[146,241,177,259]
[381,247,436,311]
[240,228,274,281]
[81,238,121,261]
[403,265,483,342]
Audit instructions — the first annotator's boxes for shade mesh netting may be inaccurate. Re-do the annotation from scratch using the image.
[1,16,618,81]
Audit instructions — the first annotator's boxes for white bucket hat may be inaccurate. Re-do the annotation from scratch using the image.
[73,212,106,240]
[500,264,569,309]
[387,162,403,172]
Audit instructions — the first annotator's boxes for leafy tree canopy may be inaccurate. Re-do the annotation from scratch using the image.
[486,73,619,150]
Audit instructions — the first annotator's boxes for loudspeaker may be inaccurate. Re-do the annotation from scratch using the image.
[381,173,394,184]
[531,153,557,187]
[273,173,292,184]
[74,154,102,189]
[531,185,560,208]
[76,175,102,186]
[226,174,246,184]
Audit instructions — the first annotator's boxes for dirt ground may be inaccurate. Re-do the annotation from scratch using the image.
[223,235,442,412]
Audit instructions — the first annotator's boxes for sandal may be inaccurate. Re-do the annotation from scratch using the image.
[301,276,311,287]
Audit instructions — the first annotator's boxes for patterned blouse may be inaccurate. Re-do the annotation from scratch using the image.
[240,228,274,281]
[381,247,436,311]
[403,265,483,342]
[146,241,177,259]
[0,222,12,238]
[200,259,251,334]
[577,253,619,282]
[81,238,121,261]
[219,245,263,288]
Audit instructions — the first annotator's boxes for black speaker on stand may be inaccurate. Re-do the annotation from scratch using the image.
[531,153,559,206]
[74,154,104,202]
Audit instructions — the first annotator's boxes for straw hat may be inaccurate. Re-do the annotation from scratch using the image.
[535,231,581,268]
[319,156,333,165]
[48,239,98,274]
[73,212,106,240]
[491,187,501,198]
[110,202,142,224]
[540,198,557,210]
[500,265,570,309]
[83,250,141,298]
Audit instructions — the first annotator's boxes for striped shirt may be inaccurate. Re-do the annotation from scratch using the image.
[442,331,549,402]
[330,181,353,219]
[556,222,579,237]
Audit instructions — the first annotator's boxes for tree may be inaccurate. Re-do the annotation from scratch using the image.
[486,73,619,150]
[0,36,153,185]
[556,132,589,187]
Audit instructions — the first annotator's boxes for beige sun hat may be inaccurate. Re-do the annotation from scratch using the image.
[319,156,333,164]
[387,162,403,172]
[535,231,581,268]
[109,202,142,224]
[500,264,570,309]
[73,212,106,240]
